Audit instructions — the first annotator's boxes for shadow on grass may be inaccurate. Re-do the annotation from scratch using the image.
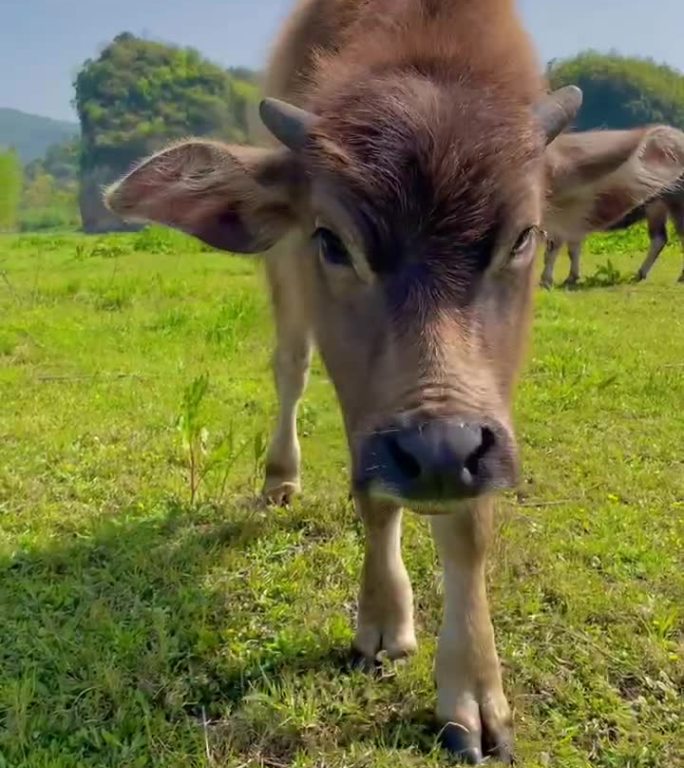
[0,496,438,766]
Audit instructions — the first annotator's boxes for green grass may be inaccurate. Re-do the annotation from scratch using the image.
[0,225,682,767]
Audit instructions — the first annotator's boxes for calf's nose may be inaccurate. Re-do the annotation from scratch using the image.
[356,419,511,504]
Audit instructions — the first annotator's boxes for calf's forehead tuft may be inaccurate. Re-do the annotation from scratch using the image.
[306,76,542,271]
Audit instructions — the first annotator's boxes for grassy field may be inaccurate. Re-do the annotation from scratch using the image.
[0,226,682,768]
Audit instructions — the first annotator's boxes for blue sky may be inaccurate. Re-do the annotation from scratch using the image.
[2,0,683,121]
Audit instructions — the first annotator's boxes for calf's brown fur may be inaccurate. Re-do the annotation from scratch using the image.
[105,2,684,763]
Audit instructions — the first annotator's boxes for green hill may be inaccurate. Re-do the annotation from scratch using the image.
[0,108,79,164]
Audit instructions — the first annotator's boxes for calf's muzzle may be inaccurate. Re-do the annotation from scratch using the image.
[355,419,517,507]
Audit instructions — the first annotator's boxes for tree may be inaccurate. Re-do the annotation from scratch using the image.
[228,66,260,84]
[74,33,253,232]
[0,150,22,231]
[23,172,56,209]
[25,139,79,187]
[18,139,80,232]
[548,52,684,132]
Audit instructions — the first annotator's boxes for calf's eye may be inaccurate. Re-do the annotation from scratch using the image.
[315,227,352,267]
[510,226,539,261]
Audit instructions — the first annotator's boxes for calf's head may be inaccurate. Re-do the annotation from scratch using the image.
[106,85,684,513]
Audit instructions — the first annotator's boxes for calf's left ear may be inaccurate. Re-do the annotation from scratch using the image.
[104,140,301,253]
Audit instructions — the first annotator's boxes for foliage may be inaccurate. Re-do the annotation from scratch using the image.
[0,107,78,164]
[74,33,252,175]
[175,373,250,507]
[0,227,681,767]
[24,139,79,187]
[549,51,684,130]
[17,205,78,233]
[176,373,211,507]
[19,150,80,233]
[582,258,627,288]
[228,66,260,84]
[73,33,259,232]
[0,149,22,230]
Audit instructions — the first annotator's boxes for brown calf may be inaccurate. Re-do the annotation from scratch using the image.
[104,1,684,763]
[540,128,684,287]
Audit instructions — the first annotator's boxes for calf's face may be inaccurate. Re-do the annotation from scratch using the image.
[295,87,547,512]
[305,192,543,511]
[106,87,684,512]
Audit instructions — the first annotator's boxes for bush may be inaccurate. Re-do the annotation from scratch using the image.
[0,150,22,231]
[548,51,684,131]
[18,207,78,232]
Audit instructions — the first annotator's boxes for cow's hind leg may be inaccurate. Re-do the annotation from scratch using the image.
[669,200,684,283]
[262,249,312,506]
[563,239,583,286]
[352,496,417,665]
[636,201,668,281]
[432,502,513,766]
[540,238,562,288]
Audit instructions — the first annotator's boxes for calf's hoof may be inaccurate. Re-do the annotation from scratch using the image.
[261,477,300,507]
[440,721,515,765]
[348,646,384,676]
[678,272,684,284]
[539,278,553,290]
[562,276,579,288]
[352,626,418,664]
[633,271,647,283]
[437,690,514,766]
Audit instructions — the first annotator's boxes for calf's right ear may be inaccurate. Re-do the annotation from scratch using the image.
[104,141,302,253]
[544,126,684,239]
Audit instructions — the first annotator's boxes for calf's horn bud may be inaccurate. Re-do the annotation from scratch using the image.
[535,85,583,144]
[259,97,317,151]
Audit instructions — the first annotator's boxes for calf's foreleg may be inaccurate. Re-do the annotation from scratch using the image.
[262,249,313,506]
[431,502,513,765]
[352,496,417,664]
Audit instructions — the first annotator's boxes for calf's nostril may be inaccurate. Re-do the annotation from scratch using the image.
[464,426,496,477]
[386,434,422,480]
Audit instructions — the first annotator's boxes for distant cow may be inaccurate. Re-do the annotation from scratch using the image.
[104,1,684,764]
[540,129,684,288]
